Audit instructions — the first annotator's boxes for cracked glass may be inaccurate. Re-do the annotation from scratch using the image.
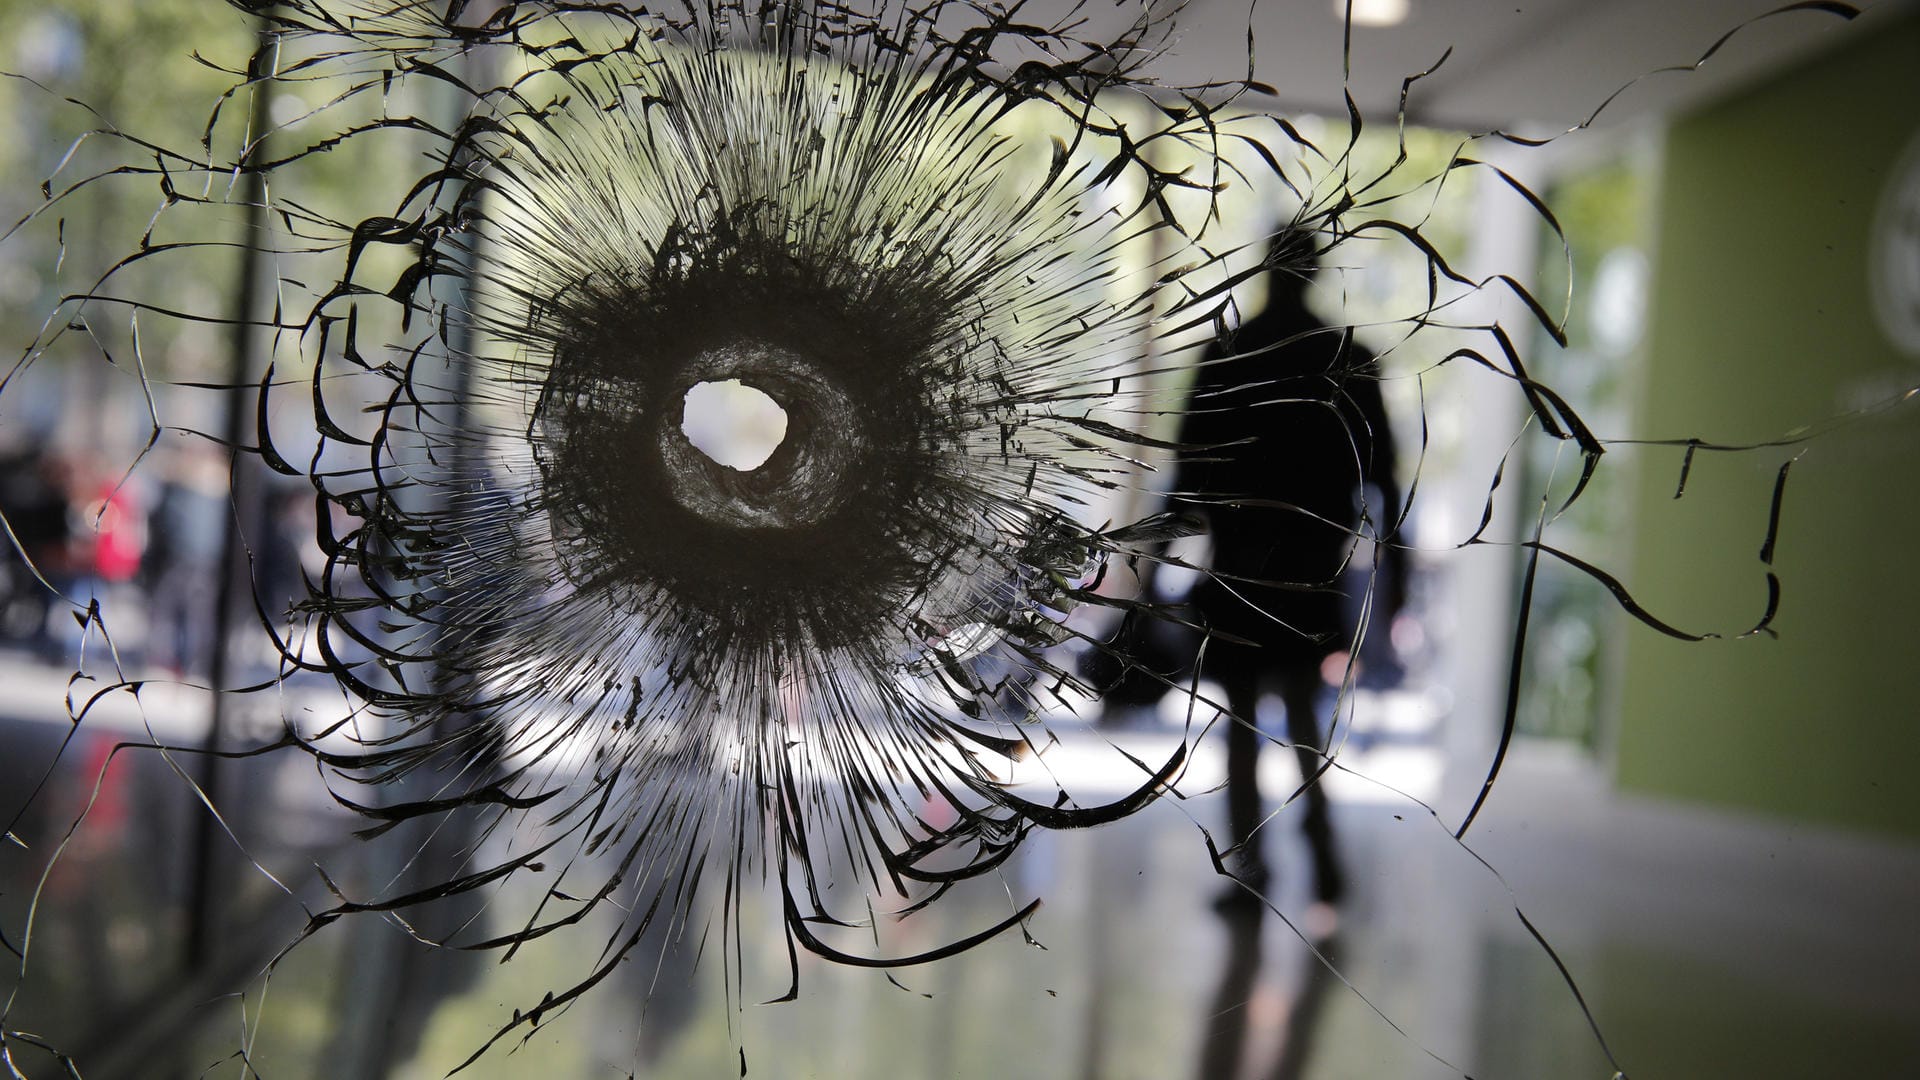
[2,1,1915,1078]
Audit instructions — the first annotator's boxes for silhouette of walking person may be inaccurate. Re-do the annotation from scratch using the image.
[1171,233,1404,905]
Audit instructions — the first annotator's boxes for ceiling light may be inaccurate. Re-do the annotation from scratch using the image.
[1339,0,1411,28]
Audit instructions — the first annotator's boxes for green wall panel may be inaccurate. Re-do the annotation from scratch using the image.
[1615,13,1920,837]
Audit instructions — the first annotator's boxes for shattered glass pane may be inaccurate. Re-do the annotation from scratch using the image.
[3,1,1915,1077]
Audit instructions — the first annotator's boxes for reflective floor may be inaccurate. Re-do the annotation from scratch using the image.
[4,647,1918,1080]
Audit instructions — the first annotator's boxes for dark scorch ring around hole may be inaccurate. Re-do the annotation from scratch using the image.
[533,329,958,648]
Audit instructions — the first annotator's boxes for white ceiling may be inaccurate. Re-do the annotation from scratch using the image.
[1109,0,1918,132]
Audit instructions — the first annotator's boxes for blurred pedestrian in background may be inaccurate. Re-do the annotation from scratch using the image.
[1103,233,1407,906]
[142,444,228,677]
[0,448,77,655]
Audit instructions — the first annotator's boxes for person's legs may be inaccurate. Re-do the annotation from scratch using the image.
[1278,665,1344,903]
[1222,673,1269,896]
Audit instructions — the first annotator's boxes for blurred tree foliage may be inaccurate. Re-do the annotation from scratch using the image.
[1518,152,1654,744]
[0,1,253,451]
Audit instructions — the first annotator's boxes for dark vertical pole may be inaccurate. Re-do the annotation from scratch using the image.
[184,15,276,973]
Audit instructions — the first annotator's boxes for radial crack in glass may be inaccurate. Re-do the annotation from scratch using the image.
[0,0,1891,1076]
[210,0,1214,1043]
